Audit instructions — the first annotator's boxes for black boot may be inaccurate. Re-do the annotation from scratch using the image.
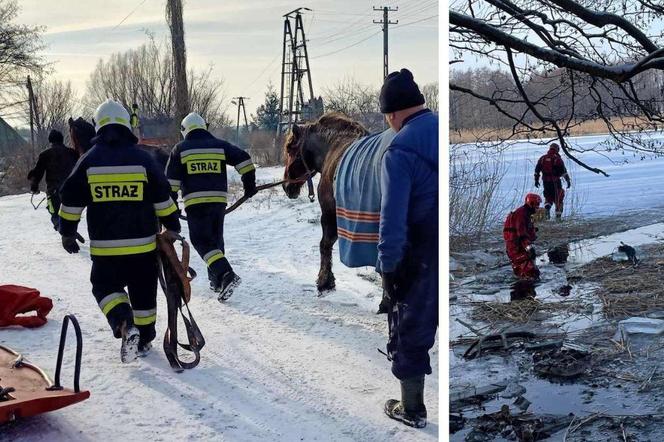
[385,375,427,428]
[217,271,241,302]
[544,204,551,220]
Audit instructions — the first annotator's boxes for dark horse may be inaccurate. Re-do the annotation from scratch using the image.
[283,112,369,292]
[68,117,96,156]
[68,117,169,169]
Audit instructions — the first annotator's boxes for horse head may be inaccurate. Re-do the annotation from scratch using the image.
[282,123,311,199]
[69,117,96,156]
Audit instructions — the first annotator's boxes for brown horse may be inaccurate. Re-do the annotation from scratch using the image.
[68,116,170,169]
[283,112,369,292]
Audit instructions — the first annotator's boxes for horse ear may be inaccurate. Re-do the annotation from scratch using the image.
[68,117,74,125]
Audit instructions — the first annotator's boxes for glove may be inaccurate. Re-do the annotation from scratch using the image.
[241,171,257,199]
[525,245,536,260]
[566,180,571,189]
[377,272,398,314]
[62,236,80,254]
[161,229,182,243]
[30,186,39,195]
[534,180,540,188]
[243,183,257,199]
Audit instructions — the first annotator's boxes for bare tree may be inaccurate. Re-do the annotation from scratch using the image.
[83,37,230,130]
[30,79,76,147]
[0,0,45,117]
[450,0,664,175]
[422,82,439,113]
[323,77,384,131]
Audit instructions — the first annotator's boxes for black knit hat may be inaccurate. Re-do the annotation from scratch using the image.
[48,129,63,144]
[379,68,425,114]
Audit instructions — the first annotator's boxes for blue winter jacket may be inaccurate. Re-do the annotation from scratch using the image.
[377,109,439,273]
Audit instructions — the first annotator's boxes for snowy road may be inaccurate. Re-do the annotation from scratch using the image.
[0,168,438,441]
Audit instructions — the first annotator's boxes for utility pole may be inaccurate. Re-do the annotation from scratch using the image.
[277,7,317,138]
[373,6,398,79]
[26,75,36,162]
[166,0,189,130]
[232,97,249,147]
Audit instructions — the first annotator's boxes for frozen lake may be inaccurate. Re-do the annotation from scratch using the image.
[455,131,664,219]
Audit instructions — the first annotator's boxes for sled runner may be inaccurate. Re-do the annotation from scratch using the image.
[0,315,90,423]
[156,233,205,372]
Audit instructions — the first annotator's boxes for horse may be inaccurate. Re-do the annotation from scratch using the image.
[282,112,370,292]
[68,117,96,156]
[68,116,169,169]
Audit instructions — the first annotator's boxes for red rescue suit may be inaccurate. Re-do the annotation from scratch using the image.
[503,205,540,279]
[534,148,569,217]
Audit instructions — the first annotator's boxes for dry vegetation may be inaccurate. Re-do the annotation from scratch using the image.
[450,116,653,144]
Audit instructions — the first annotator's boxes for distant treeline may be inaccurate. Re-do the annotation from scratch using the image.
[450,67,664,132]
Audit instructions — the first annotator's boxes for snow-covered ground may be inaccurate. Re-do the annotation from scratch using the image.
[456,131,664,218]
[0,167,438,441]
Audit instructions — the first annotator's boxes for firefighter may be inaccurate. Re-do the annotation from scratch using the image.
[534,143,571,220]
[377,69,438,429]
[504,193,542,280]
[58,99,180,363]
[166,112,257,301]
[27,129,79,230]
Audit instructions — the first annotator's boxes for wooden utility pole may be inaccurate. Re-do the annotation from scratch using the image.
[26,75,36,162]
[166,0,189,128]
[373,6,398,79]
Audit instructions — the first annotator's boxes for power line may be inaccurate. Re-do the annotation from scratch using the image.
[311,30,382,59]
[110,0,150,32]
[241,54,281,96]
[393,14,438,29]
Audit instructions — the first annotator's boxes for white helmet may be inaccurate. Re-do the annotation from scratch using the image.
[94,99,131,132]
[180,112,207,137]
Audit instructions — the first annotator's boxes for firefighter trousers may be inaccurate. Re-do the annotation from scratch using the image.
[186,204,233,285]
[90,252,159,346]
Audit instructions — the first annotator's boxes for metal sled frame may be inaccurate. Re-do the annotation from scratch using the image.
[0,315,90,423]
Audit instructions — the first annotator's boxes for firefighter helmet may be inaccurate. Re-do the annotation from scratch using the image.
[94,99,132,133]
[525,193,542,209]
[180,112,207,137]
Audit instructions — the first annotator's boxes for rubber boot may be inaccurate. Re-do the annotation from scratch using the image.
[544,204,551,220]
[384,375,427,428]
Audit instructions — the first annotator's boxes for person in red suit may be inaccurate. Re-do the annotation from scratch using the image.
[504,193,542,280]
[534,143,571,220]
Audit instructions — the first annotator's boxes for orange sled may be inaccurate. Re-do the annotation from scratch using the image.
[0,315,90,423]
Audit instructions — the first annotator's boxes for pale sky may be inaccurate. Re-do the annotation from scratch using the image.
[16,0,439,124]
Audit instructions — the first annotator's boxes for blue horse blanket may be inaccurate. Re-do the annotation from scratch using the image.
[334,129,396,268]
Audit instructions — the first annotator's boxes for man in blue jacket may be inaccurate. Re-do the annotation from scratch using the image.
[59,99,181,363]
[376,69,438,429]
[166,112,257,301]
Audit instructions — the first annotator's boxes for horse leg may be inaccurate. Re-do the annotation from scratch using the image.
[317,192,337,293]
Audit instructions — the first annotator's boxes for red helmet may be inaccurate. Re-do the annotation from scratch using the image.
[525,193,542,209]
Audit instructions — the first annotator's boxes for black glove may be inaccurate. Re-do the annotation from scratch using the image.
[376,272,398,314]
[534,180,540,188]
[30,185,39,194]
[566,180,571,189]
[62,236,80,254]
[241,171,257,199]
[526,245,536,260]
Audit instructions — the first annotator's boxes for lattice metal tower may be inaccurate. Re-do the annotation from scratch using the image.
[277,7,317,137]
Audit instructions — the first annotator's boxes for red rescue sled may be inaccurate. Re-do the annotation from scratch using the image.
[0,315,90,423]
